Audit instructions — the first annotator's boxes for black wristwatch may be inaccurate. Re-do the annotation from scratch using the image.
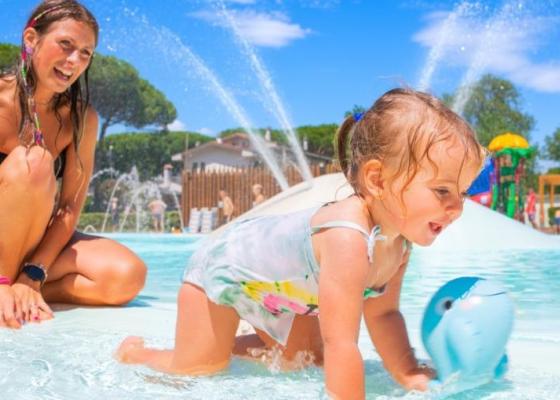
[22,263,48,287]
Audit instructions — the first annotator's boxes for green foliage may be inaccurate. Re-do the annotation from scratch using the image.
[218,128,288,144]
[444,74,535,146]
[344,105,367,118]
[218,125,337,157]
[296,124,338,156]
[0,43,19,73]
[88,54,177,140]
[548,207,560,226]
[78,211,182,232]
[138,78,177,129]
[95,130,212,180]
[544,127,560,162]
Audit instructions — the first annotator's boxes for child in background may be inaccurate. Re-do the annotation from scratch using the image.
[252,183,266,207]
[218,189,235,224]
[116,88,485,398]
[525,188,537,229]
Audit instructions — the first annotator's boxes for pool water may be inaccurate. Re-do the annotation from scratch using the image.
[0,233,559,399]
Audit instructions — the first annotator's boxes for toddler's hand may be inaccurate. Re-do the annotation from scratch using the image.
[115,336,145,364]
[400,364,436,391]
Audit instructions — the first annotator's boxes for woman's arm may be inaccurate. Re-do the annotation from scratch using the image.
[317,228,370,400]
[363,250,434,390]
[24,108,98,271]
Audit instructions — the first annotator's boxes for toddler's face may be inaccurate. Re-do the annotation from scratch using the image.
[380,139,481,246]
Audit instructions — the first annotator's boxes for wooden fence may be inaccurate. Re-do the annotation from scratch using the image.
[181,164,339,226]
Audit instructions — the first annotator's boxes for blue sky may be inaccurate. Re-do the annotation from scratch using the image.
[1,1,559,161]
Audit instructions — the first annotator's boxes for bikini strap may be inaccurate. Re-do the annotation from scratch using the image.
[311,221,386,263]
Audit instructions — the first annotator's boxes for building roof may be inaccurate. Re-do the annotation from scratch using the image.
[181,141,256,158]
[172,132,333,163]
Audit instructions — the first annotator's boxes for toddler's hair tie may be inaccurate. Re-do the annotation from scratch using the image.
[353,112,364,122]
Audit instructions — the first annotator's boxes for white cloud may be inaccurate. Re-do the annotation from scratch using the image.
[191,10,311,47]
[167,119,187,131]
[414,10,560,93]
[198,127,215,136]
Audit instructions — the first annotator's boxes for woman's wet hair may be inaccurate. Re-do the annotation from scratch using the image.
[336,88,485,201]
[1,0,98,163]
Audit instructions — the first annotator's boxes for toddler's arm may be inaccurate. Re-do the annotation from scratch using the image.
[363,256,434,391]
[317,228,371,400]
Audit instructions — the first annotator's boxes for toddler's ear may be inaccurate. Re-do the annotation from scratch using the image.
[361,159,384,199]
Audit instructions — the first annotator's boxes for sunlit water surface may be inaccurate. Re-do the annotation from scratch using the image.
[0,234,558,399]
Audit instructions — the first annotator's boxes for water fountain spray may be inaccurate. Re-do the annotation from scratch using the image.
[214,1,313,183]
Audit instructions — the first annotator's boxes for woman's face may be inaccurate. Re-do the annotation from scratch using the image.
[28,18,96,94]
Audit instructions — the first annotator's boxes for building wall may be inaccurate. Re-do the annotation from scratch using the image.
[184,147,255,170]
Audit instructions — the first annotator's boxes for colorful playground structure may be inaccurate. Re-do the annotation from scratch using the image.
[467,132,535,221]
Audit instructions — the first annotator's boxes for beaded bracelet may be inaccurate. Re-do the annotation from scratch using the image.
[0,276,12,285]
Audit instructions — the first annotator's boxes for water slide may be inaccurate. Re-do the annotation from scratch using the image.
[238,173,560,251]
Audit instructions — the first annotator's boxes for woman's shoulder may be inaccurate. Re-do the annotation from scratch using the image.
[84,104,99,126]
[0,76,16,105]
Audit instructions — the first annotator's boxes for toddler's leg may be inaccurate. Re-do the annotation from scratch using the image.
[116,283,240,375]
[233,315,323,369]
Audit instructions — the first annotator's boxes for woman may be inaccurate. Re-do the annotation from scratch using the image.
[0,0,146,328]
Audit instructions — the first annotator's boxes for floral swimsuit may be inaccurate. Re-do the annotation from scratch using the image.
[183,206,409,345]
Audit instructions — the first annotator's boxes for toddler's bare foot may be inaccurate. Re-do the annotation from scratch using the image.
[115,336,145,364]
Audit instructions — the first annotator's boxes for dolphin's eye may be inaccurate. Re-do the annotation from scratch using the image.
[436,296,454,315]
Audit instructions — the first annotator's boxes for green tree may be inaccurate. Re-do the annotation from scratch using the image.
[0,43,19,73]
[219,126,338,157]
[95,130,212,180]
[88,54,177,140]
[544,127,560,162]
[137,79,177,130]
[344,105,367,118]
[297,124,338,157]
[219,127,287,144]
[444,74,535,146]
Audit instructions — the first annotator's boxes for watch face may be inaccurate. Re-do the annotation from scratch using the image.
[23,265,46,282]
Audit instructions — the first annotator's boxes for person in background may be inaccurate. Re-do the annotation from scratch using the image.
[524,188,538,229]
[555,208,560,234]
[0,0,146,329]
[252,184,266,207]
[110,197,120,232]
[148,198,167,233]
[218,189,234,224]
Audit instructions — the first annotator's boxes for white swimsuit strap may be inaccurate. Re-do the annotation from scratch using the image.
[311,221,386,263]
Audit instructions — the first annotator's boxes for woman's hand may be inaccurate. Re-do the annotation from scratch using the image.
[399,364,437,391]
[0,285,22,328]
[12,276,53,323]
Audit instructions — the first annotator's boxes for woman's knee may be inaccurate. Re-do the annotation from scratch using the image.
[101,258,147,305]
[2,146,56,195]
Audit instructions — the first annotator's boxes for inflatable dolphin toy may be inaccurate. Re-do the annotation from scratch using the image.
[421,277,514,392]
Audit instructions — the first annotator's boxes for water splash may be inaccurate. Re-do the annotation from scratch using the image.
[90,167,119,182]
[246,346,317,373]
[108,9,289,190]
[417,1,474,92]
[452,1,525,114]
[214,1,313,182]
